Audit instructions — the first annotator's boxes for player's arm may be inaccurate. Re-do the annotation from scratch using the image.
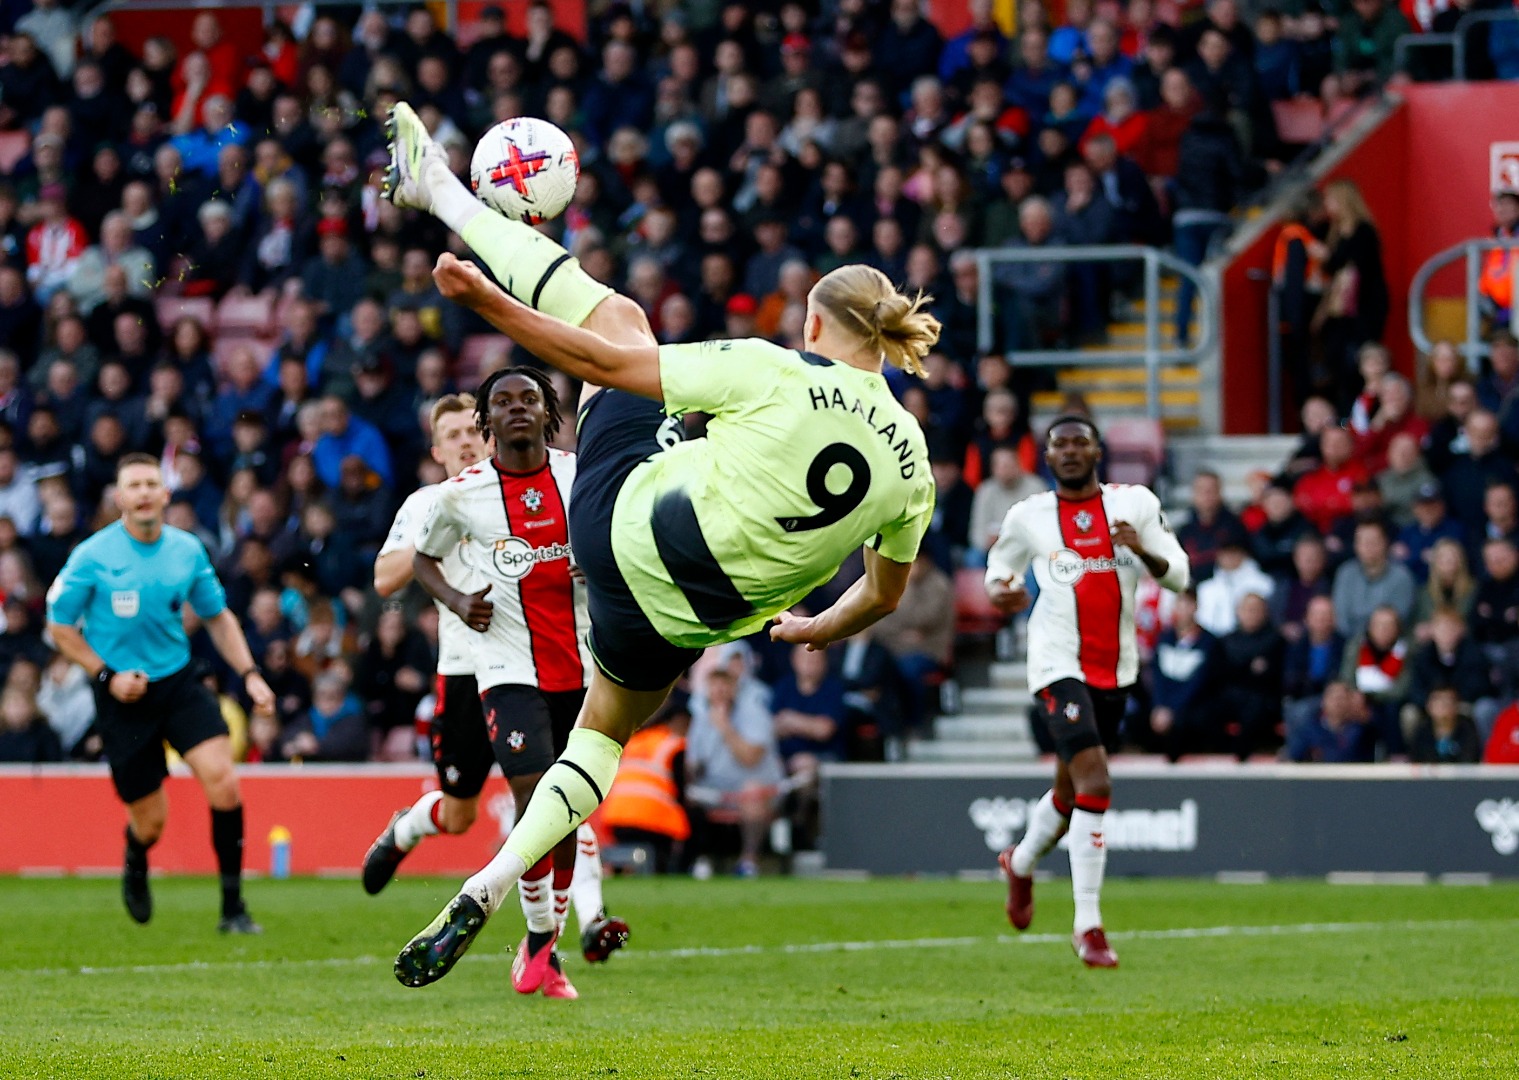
[1112,493,1190,592]
[984,507,1033,613]
[771,548,913,651]
[409,488,494,630]
[433,253,661,399]
[375,493,423,597]
[187,542,275,713]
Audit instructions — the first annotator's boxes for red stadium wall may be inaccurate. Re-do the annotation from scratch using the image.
[1221,83,1519,433]
[0,767,518,876]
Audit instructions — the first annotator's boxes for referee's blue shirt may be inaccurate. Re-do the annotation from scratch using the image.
[46,523,228,681]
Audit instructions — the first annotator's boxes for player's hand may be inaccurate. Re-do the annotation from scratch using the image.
[569,563,586,584]
[110,670,149,703]
[245,672,276,717]
[452,584,494,633]
[986,578,1030,614]
[433,253,489,306]
[1109,520,1147,556]
[770,610,829,651]
[1151,706,1174,734]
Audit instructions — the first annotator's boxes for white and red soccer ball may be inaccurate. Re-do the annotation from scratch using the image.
[470,117,579,226]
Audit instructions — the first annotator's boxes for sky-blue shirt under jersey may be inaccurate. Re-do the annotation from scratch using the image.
[46,523,227,680]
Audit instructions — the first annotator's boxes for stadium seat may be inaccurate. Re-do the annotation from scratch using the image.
[457,334,509,386]
[1271,98,1325,146]
[216,293,275,337]
[154,295,215,334]
[954,567,1006,638]
[1103,417,1166,488]
[0,130,30,176]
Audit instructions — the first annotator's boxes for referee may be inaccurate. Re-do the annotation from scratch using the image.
[46,453,275,932]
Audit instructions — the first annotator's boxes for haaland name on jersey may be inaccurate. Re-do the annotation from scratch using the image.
[806,386,920,479]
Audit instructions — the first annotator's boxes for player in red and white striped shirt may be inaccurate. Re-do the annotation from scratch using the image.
[984,416,1189,968]
[403,369,618,1000]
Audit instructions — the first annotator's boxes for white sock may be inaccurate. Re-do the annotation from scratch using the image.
[1068,807,1108,935]
[393,790,443,852]
[1010,789,1071,878]
[571,824,605,935]
[423,155,485,235]
[552,877,572,935]
[518,868,557,934]
[462,847,528,915]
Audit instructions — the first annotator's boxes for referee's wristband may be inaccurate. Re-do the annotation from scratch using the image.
[95,666,117,687]
[239,665,263,681]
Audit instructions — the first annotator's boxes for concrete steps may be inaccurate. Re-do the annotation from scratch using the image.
[906,661,1038,763]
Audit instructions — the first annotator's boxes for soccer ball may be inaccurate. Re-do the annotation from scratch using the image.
[469,117,579,226]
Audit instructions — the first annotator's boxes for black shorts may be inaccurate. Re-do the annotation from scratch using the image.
[1035,678,1132,763]
[480,684,585,778]
[93,664,229,804]
[430,673,492,799]
[570,389,704,692]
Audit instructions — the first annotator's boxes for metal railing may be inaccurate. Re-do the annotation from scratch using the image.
[972,244,1218,422]
[1395,10,1519,80]
[1407,238,1519,363]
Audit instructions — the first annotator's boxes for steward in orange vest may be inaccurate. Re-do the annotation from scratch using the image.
[601,720,690,844]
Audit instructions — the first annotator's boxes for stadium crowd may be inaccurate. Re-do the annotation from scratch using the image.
[0,0,1515,848]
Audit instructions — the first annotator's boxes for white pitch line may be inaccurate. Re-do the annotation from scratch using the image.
[9,917,1510,980]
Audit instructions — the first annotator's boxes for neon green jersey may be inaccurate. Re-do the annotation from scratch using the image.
[610,338,935,649]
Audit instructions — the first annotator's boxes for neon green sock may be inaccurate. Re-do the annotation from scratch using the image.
[503,728,622,868]
[460,212,613,328]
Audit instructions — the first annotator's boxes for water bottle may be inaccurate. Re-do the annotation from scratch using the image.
[269,825,291,880]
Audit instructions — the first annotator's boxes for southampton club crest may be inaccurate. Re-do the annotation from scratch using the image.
[1073,510,1094,532]
[506,730,527,754]
[1065,701,1082,723]
[521,487,544,514]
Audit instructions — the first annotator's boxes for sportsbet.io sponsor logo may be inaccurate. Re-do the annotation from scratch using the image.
[969,797,1198,853]
[1476,798,1519,855]
[1048,549,1129,586]
[492,537,572,580]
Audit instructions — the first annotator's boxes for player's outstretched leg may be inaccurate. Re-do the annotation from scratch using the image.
[383,102,613,331]
[573,825,630,964]
[998,789,1072,931]
[363,790,444,895]
[394,891,489,988]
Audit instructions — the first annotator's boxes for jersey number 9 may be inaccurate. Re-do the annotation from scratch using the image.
[776,443,871,533]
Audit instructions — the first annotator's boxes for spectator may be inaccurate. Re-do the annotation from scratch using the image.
[1334,0,1412,90]
[1214,593,1285,760]
[1484,701,1519,763]
[1472,538,1519,677]
[599,706,690,874]
[1145,587,1221,759]
[833,627,909,761]
[1339,604,1409,753]
[1331,518,1416,639]
[0,449,40,536]
[1196,536,1275,636]
[685,664,783,879]
[312,396,392,490]
[280,671,368,762]
[968,444,1049,562]
[1415,341,1470,424]
[870,551,955,729]
[1311,179,1389,403]
[67,212,156,315]
[0,685,62,763]
[1440,410,1519,541]
[993,196,1068,349]
[355,606,431,761]
[1286,679,1375,763]
[1480,331,1519,419]
[1407,686,1481,764]
[1405,608,1495,735]
[1283,594,1346,701]
[1356,373,1428,475]
[1411,537,1478,630]
[36,652,95,759]
[1378,436,1438,533]
[1248,483,1314,579]
[1478,190,1519,331]
[1482,482,1519,549]
[1279,395,1338,484]
[301,218,368,327]
[1294,426,1370,535]
[770,644,848,850]
[24,184,86,303]
[1394,486,1465,584]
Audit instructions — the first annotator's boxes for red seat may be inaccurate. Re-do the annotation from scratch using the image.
[0,130,30,176]
[1103,417,1166,488]
[154,295,215,334]
[216,293,275,336]
[954,567,1006,638]
[1272,97,1325,145]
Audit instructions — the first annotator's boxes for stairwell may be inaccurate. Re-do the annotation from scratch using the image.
[907,659,1039,763]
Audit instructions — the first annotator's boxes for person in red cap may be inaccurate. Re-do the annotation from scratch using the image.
[303,217,368,325]
[725,293,758,338]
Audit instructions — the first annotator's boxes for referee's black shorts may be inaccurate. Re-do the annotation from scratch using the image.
[93,663,229,803]
[570,389,703,693]
[1035,678,1132,763]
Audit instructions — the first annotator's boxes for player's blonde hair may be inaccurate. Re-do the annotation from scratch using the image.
[809,264,941,378]
[429,393,476,443]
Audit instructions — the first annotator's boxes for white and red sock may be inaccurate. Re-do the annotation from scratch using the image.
[394,790,444,852]
[551,864,573,936]
[571,824,605,935]
[1068,794,1111,934]
[518,856,556,934]
[1010,790,1072,878]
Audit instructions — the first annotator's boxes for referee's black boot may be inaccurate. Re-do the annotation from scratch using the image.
[122,865,152,925]
[218,909,264,935]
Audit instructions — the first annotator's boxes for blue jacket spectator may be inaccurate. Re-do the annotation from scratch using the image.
[312,397,392,490]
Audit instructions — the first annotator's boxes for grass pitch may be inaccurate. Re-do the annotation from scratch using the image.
[0,874,1514,1079]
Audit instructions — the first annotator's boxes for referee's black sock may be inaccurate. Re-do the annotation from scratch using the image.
[211,806,246,918]
[124,824,153,871]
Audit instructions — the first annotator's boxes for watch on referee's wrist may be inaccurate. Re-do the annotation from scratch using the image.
[96,666,117,687]
[240,665,263,681]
